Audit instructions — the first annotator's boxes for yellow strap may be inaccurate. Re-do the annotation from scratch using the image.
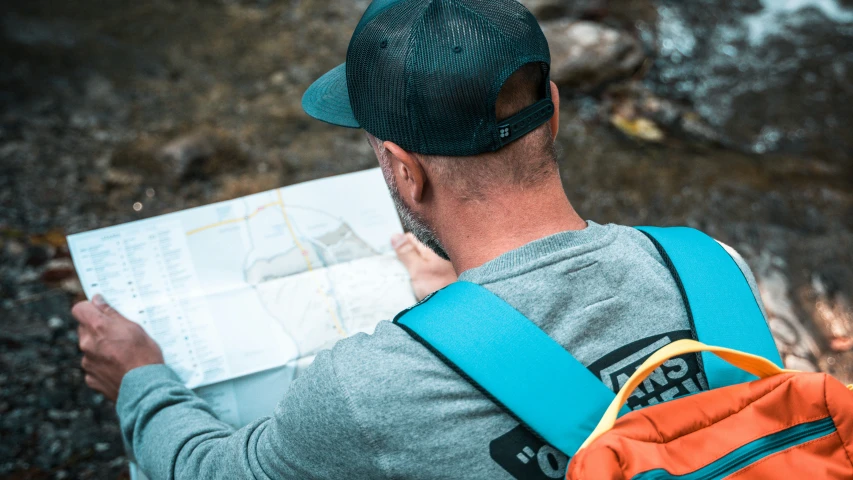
[579,339,791,450]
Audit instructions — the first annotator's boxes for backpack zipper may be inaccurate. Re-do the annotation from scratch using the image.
[632,417,837,480]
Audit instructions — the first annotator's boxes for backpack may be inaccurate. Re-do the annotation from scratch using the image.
[392,226,849,477]
[567,339,853,479]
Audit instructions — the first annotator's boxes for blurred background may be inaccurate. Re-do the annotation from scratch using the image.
[1,0,851,478]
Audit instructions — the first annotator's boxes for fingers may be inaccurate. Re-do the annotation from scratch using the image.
[81,357,108,396]
[406,233,432,257]
[73,301,106,353]
[74,295,150,403]
[84,373,108,395]
[391,232,409,250]
[78,328,93,353]
[74,295,129,327]
[392,232,423,271]
[410,234,447,261]
[72,301,105,331]
[93,294,120,319]
[81,354,106,374]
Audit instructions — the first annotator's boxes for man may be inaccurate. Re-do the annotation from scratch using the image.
[72,0,768,478]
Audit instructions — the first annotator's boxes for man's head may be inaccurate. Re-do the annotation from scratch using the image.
[302,0,560,259]
[367,64,561,260]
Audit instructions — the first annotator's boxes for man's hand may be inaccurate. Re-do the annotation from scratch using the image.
[392,233,458,301]
[72,295,164,401]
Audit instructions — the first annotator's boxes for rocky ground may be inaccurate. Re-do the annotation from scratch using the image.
[1,0,852,478]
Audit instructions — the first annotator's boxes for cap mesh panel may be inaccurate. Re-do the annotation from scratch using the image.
[347,0,550,156]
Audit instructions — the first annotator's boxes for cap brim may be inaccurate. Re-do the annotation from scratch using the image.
[301,63,360,128]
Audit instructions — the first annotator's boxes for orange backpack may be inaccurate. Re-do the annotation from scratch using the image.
[567,340,853,479]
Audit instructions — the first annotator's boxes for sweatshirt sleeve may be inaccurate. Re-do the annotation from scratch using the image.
[117,348,381,479]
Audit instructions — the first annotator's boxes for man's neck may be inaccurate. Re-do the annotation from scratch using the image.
[435,176,586,274]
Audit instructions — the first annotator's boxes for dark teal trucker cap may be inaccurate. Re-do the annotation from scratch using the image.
[301,0,554,157]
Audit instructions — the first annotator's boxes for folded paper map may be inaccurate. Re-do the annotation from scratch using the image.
[67,168,417,432]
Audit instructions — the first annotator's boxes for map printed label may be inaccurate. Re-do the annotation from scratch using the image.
[69,221,227,387]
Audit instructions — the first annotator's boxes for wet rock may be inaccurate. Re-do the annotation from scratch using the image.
[47,317,64,330]
[104,168,144,189]
[157,129,251,181]
[648,0,853,162]
[4,239,26,259]
[60,277,84,297]
[785,354,818,372]
[523,0,570,20]
[604,0,659,27]
[110,135,166,178]
[29,230,68,250]
[754,261,823,362]
[542,20,645,91]
[523,0,608,21]
[17,270,40,285]
[158,131,217,178]
[26,245,53,267]
[2,13,80,48]
[602,81,724,145]
[83,174,106,195]
[679,111,723,145]
[610,115,664,142]
[269,71,287,86]
[809,273,853,347]
[215,174,281,203]
[40,259,76,283]
[84,75,120,110]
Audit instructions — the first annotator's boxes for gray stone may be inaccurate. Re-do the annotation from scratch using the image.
[47,317,64,330]
[156,129,250,181]
[785,355,818,372]
[158,131,217,179]
[4,240,26,259]
[521,0,608,21]
[523,0,570,20]
[25,245,52,267]
[40,259,75,283]
[602,81,725,145]
[542,20,645,91]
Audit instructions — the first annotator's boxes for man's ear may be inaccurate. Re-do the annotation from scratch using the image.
[549,80,560,141]
[384,141,427,205]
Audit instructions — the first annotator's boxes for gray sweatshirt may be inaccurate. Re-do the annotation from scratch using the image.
[117,222,765,479]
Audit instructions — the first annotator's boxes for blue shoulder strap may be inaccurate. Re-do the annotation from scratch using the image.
[394,282,627,456]
[635,226,783,388]
[394,227,782,455]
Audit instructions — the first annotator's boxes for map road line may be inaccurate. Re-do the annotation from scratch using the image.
[276,188,348,337]
[185,201,283,236]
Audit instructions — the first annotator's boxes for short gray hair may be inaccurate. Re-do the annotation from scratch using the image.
[417,63,558,201]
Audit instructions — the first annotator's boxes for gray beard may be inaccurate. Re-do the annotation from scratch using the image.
[381,168,450,261]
